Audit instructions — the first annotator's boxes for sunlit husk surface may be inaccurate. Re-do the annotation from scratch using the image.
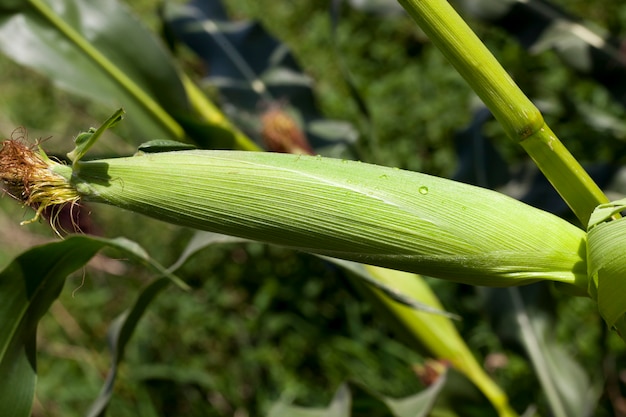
[587,199,626,334]
[54,151,587,288]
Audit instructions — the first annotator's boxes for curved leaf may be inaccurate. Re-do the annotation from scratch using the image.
[326,259,459,319]
[268,376,447,417]
[381,370,447,417]
[86,230,246,416]
[0,237,105,417]
[268,383,352,417]
[142,231,515,415]
[587,201,626,334]
[349,265,517,417]
[86,277,171,417]
[0,235,182,416]
[485,285,597,417]
[67,108,124,164]
[0,0,188,140]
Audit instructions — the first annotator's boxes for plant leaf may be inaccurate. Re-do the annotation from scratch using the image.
[268,376,447,417]
[0,237,106,417]
[268,383,352,417]
[137,139,197,154]
[67,108,124,164]
[0,235,182,416]
[167,230,246,273]
[86,277,171,417]
[381,370,447,417]
[0,0,188,140]
[587,212,626,331]
[157,232,514,415]
[86,230,248,416]
[345,264,516,416]
[485,285,597,417]
[324,258,459,319]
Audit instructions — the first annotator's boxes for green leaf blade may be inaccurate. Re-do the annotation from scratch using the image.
[0,0,187,140]
[0,237,106,417]
[0,235,183,415]
[587,217,626,328]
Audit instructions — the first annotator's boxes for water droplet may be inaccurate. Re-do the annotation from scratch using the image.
[379,174,388,179]
[341,159,348,163]
[392,167,400,171]
[418,186,429,195]
[316,154,322,160]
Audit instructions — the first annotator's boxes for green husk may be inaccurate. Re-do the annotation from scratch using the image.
[42,149,588,290]
[587,199,626,335]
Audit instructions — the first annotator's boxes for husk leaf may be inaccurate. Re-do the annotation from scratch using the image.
[49,150,588,289]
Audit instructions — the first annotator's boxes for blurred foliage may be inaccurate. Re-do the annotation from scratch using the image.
[2,0,626,416]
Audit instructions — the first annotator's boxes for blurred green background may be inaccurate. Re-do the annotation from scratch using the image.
[2,0,626,416]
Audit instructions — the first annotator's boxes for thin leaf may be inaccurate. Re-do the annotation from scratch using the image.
[269,376,447,417]
[0,237,105,417]
[159,231,515,414]
[137,139,197,153]
[67,108,124,164]
[485,285,597,417]
[268,383,352,417]
[167,230,246,272]
[351,265,517,417]
[382,370,447,417]
[0,0,188,140]
[105,237,189,290]
[0,235,184,416]
[324,258,459,319]
[86,230,247,416]
[86,277,171,417]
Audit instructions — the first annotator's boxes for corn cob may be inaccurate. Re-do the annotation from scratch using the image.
[0,140,587,291]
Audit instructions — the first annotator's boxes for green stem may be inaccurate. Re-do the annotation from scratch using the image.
[398,0,608,225]
[27,0,185,141]
[520,124,609,224]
